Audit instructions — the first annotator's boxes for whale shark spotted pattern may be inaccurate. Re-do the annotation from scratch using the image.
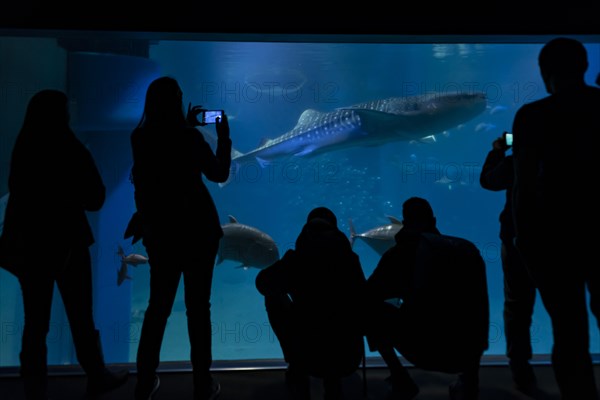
[230,91,487,168]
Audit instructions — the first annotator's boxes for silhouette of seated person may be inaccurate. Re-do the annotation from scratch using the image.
[255,207,367,400]
[365,197,489,400]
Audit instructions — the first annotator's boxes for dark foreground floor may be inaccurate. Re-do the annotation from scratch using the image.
[2,360,599,400]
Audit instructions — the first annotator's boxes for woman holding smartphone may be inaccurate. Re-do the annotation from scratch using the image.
[128,76,231,400]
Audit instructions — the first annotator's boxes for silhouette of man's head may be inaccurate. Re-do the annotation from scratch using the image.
[307,207,338,228]
[539,38,588,92]
[402,197,437,233]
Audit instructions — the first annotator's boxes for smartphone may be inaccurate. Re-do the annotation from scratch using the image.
[504,132,513,147]
[202,110,223,124]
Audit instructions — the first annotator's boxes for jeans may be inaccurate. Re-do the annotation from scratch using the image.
[136,238,219,388]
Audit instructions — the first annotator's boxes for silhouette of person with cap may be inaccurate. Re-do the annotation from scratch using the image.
[256,207,367,400]
[512,37,600,400]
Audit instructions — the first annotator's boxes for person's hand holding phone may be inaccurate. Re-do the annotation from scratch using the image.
[492,132,512,151]
[187,103,206,127]
[215,112,230,141]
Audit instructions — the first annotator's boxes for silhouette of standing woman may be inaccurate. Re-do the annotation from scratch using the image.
[0,89,128,400]
[128,77,231,400]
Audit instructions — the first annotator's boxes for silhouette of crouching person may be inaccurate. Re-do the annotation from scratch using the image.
[256,207,367,400]
[365,197,489,400]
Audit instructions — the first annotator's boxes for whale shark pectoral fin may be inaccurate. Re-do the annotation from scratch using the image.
[228,215,238,224]
[293,146,317,157]
[255,157,272,168]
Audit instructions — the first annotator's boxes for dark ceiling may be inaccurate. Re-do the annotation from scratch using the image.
[2,3,599,37]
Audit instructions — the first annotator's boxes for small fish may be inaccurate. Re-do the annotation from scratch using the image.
[217,215,280,270]
[489,105,508,115]
[117,262,132,286]
[475,122,497,132]
[349,216,403,255]
[118,245,149,267]
[116,245,148,287]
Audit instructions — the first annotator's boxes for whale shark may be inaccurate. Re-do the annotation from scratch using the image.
[226,92,487,178]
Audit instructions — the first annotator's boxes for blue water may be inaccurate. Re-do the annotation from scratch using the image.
[1,35,599,367]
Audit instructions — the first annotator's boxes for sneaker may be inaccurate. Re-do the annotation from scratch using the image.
[86,367,129,395]
[195,378,221,400]
[134,375,160,400]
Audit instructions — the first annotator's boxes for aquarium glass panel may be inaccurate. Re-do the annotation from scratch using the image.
[1,31,599,368]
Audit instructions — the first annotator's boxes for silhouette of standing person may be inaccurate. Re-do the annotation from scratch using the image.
[479,134,537,393]
[366,197,489,400]
[0,89,129,400]
[128,76,231,400]
[512,37,600,400]
[255,207,367,400]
